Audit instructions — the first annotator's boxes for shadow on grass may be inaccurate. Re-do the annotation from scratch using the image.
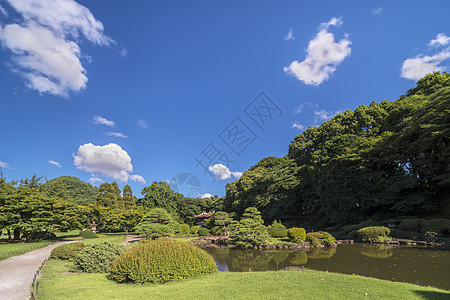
[413,290,450,299]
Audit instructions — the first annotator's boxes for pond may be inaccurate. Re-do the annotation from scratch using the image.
[204,244,450,290]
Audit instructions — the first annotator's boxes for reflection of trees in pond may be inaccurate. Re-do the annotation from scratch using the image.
[270,251,290,268]
[289,251,308,265]
[359,245,393,259]
[229,250,273,272]
[210,248,232,265]
[307,247,337,259]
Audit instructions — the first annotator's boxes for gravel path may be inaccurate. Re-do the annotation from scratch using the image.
[120,236,142,245]
[0,240,77,300]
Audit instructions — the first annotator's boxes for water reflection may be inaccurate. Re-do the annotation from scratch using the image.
[204,244,450,290]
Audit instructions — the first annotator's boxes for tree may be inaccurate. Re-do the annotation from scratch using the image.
[122,184,135,208]
[135,208,175,239]
[96,182,121,208]
[141,181,177,213]
[42,176,98,205]
[214,211,232,235]
[229,207,268,248]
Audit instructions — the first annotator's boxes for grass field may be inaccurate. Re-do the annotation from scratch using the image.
[0,241,54,261]
[35,259,450,300]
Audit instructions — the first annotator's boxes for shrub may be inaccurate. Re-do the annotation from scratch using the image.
[287,227,306,243]
[390,229,421,240]
[268,220,288,238]
[169,222,181,235]
[80,230,98,239]
[51,242,85,260]
[306,231,336,246]
[397,219,424,232]
[190,225,200,235]
[73,242,125,273]
[108,239,217,283]
[198,227,210,236]
[228,207,269,248]
[357,226,390,242]
[420,219,450,235]
[136,223,173,240]
[180,224,190,235]
[210,226,223,236]
[424,231,440,242]
[340,220,380,235]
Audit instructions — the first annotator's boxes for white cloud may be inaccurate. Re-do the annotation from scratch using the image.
[73,143,144,183]
[0,4,8,16]
[372,7,383,16]
[0,0,113,97]
[92,116,115,127]
[284,28,295,41]
[137,120,148,128]
[0,161,13,169]
[314,109,344,123]
[292,123,305,131]
[129,174,146,184]
[89,177,103,184]
[294,101,318,114]
[209,164,242,180]
[231,171,243,179]
[105,131,128,139]
[429,33,450,47]
[284,17,351,86]
[200,193,213,199]
[48,160,61,167]
[401,52,450,81]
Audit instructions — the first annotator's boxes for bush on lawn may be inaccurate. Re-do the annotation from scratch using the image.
[180,224,190,235]
[306,231,336,246]
[74,242,125,273]
[198,227,210,236]
[268,220,288,238]
[287,227,306,243]
[51,242,85,260]
[357,226,390,242]
[108,239,217,283]
[190,226,200,235]
[80,230,98,239]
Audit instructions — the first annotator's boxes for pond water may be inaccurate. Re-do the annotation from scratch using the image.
[204,244,450,290]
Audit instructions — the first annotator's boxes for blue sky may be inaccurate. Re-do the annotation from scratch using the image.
[1,0,450,198]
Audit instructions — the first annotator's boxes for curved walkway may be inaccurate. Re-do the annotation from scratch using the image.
[0,240,77,300]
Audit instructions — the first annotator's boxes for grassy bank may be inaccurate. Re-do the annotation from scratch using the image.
[36,259,449,300]
[0,241,54,261]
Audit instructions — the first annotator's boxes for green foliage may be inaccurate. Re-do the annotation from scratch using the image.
[180,224,190,235]
[51,242,85,260]
[96,182,123,209]
[108,239,217,283]
[357,226,390,242]
[223,73,450,226]
[74,242,125,273]
[340,220,380,235]
[397,219,424,233]
[136,223,173,239]
[287,227,306,243]
[135,208,175,239]
[306,231,336,246]
[268,220,287,238]
[420,219,450,235]
[80,230,98,239]
[42,176,98,205]
[229,207,269,248]
[213,211,232,235]
[210,226,222,236]
[198,227,210,236]
[190,226,200,235]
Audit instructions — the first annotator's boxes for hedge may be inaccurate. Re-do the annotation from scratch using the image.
[357,226,390,242]
[50,242,85,260]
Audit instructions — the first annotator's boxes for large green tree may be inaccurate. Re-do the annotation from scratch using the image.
[42,176,98,205]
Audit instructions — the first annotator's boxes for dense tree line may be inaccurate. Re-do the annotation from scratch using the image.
[223,72,450,227]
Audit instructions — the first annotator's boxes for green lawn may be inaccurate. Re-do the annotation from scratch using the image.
[36,259,450,300]
[81,234,126,245]
[0,241,54,261]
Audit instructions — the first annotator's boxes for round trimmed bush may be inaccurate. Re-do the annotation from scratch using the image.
[306,231,336,246]
[357,226,390,242]
[108,239,217,283]
[74,242,125,273]
[397,219,424,232]
[51,242,85,260]
[287,227,306,243]
[190,225,200,235]
[198,227,210,236]
[180,224,190,235]
[80,230,98,239]
[268,221,288,238]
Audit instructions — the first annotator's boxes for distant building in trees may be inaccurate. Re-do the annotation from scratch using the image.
[195,211,215,227]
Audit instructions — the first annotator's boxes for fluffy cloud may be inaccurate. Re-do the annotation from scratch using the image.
[0,0,113,97]
[402,33,450,81]
[73,143,145,183]
[0,161,13,169]
[284,17,351,85]
[401,52,450,81]
[89,177,103,184]
[209,164,242,180]
[48,160,61,167]
[372,7,383,16]
[92,116,115,127]
[137,120,149,128]
[292,123,305,131]
[429,33,450,47]
[284,28,295,41]
[314,109,344,123]
[105,131,128,139]
[200,193,213,199]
